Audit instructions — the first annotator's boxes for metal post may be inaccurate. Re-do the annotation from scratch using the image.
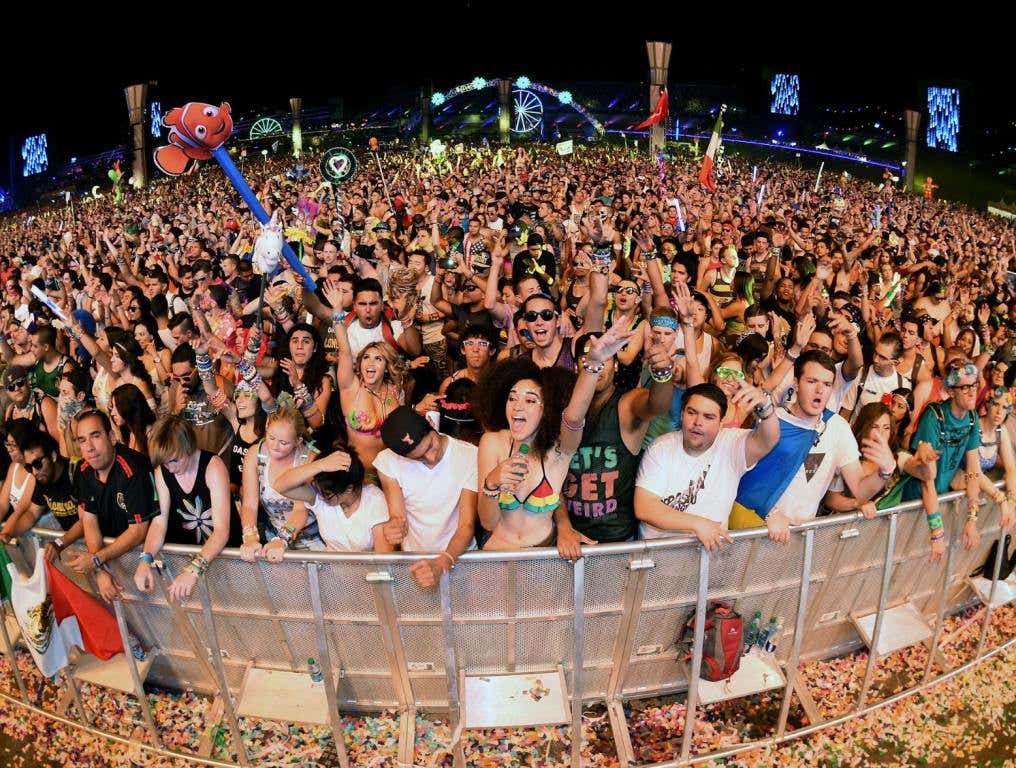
[155,564,217,687]
[0,599,29,703]
[679,547,710,763]
[498,79,511,145]
[903,109,920,194]
[570,558,585,768]
[124,84,148,188]
[776,529,815,736]
[420,84,432,144]
[112,599,162,749]
[645,41,673,154]
[976,522,1007,658]
[307,563,351,768]
[605,550,651,768]
[253,560,298,670]
[857,514,899,710]
[290,98,303,159]
[197,578,250,766]
[439,572,466,768]
[922,501,962,684]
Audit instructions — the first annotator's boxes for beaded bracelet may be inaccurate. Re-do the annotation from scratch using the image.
[263,398,280,415]
[207,389,228,411]
[242,526,259,541]
[437,551,455,571]
[187,554,209,576]
[561,413,586,432]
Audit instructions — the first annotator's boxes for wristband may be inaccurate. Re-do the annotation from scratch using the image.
[91,554,106,572]
[54,537,65,552]
[481,482,501,498]
[785,347,801,361]
[138,552,155,566]
[926,510,944,533]
[332,310,348,324]
[878,466,895,480]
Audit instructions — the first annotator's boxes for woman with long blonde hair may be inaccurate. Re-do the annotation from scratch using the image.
[334,315,407,474]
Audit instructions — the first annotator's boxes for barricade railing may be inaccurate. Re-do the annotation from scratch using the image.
[1,485,1011,768]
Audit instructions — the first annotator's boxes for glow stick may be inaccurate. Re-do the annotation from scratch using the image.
[814,161,824,193]
[31,285,69,324]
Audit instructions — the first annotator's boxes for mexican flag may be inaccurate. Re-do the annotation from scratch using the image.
[8,549,123,677]
[699,106,727,193]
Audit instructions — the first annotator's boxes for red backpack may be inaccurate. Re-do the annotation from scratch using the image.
[680,600,743,682]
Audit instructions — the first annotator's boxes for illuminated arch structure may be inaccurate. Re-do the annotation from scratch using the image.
[430,76,604,136]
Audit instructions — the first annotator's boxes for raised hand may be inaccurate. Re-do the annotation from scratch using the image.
[794,312,817,350]
[586,322,636,364]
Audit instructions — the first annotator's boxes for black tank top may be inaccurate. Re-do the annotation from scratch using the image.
[161,451,239,547]
[230,431,256,492]
[563,389,641,542]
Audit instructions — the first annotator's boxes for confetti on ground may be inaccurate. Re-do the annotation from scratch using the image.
[0,603,1012,766]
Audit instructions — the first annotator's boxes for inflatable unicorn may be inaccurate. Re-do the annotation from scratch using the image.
[253,210,284,275]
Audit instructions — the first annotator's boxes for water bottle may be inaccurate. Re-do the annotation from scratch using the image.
[128,634,146,661]
[762,617,783,654]
[744,611,762,654]
[514,443,531,482]
[308,658,324,686]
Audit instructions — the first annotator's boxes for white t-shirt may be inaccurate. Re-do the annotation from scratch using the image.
[773,410,860,525]
[346,318,405,359]
[372,435,478,552]
[637,428,753,539]
[772,361,857,414]
[310,484,389,552]
[840,367,910,422]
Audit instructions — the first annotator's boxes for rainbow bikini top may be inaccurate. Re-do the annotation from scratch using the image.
[497,442,560,515]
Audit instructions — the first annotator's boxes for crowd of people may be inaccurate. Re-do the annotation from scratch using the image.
[0,137,1013,599]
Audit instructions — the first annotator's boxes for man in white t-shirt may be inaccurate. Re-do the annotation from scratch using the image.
[635,382,780,551]
[767,312,862,414]
[273,448,389,553]
[374,407,478,589]
[839,332,910,422]
[345,278,407,359]
[741,350,898,543]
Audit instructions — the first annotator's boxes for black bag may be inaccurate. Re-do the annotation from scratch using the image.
[973,532,1016,581]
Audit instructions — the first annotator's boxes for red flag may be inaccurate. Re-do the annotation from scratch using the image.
[634,88,669,130]
[46,560,124,661]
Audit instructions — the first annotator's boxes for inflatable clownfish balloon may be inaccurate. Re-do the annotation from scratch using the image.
[153,102,233,176]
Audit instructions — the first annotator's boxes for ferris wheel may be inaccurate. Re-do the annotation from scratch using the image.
[249,117,284,141]
[512,89,544,134]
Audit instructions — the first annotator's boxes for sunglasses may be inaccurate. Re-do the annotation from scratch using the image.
[5,379,26,392]
[714,366,746,381]
[461,284,478,292]
[614,287,640,296]
[462,339,490,349]
[27,457,46,471]
[524,309,557,323]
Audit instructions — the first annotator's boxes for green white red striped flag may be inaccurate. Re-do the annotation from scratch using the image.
[699,105,727,193]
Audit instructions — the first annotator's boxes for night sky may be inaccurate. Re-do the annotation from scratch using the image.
[3,7,1007,176]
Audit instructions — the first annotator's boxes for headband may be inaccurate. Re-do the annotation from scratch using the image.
[650,315,679,331]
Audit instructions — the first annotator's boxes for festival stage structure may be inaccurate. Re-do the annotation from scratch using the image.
[0,488,1013,767]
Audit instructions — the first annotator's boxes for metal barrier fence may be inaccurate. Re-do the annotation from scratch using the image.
[2,487,1013,768]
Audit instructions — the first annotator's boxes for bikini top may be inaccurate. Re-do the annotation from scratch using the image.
[497,440,560,515]
[346,383,399,437]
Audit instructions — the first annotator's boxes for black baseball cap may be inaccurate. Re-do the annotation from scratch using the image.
[380,406,433,456]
